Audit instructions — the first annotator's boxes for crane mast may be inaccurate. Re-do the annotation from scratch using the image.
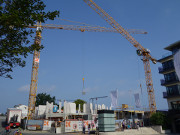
[27,25,42,120]
[83,0,157,114]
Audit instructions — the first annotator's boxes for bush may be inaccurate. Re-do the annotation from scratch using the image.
[150,112,170,130]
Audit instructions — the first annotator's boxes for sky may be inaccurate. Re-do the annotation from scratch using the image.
[1,0,180,113]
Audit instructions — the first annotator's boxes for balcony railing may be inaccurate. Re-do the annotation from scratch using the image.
[160,79,179,86]
[158,66,174,73]
[160,79,165,85]
[163,90,180,98]
[168,109,180,114]
[158,67,163,73]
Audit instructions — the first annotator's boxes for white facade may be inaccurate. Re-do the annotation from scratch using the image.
[14,104,28,118]
[45,102,53,114]
[7,108,22,124]
[35,105,46,118]
[98,104,101,110]
[90,103,93,114]
[78,104,81,113]
[83,104,86,113]
[102,104,106,109]
[84,103,91,114]
[64,102,76,114]
[59,101,62,113]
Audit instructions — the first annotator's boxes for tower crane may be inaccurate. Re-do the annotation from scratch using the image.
[83,0,157,115]
[89,96,108,103]
[89,96,108,112]
[28,22,42,120]
[27,23,147,119]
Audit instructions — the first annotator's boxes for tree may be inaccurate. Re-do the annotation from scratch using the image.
[0,0,59,79]
[74,99,86,112]
[0,113,5,116]
[35,93,56,106]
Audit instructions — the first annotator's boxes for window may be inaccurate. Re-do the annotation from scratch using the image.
[166,85,180,96]
[162,60,174,70]
[178,85,180,94]
[171,101,180,110]
[164,72,179,82]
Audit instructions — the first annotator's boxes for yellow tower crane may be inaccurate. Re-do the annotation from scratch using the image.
[83,0,157,115]
[28,22,42,120]
[27,23,148,120]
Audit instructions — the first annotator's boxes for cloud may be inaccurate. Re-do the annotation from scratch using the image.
[83,86,99,93]
[118,90,138,97]
[18,84,30,92]
[164,8,172,16]
[116,79,127,86]
[118,89,141,97]
[118,90,127,97]
[47,85,56,92]
[38,85,56,93]
[18,84,56,93]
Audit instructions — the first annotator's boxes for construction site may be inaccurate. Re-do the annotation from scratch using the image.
[1,0,180,135]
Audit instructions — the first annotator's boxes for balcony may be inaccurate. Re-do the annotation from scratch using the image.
[163,90,180,98]
[158,67,163,73]
[158,52,173,62]
[160,79,165,85]
[163,92,167,98]
[158,66,174,74]
[160,79,179,86]
[168,109,180,115]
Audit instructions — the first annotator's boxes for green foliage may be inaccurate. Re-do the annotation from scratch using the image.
[74,99,86,112]
[0,0,59,79]
[150,112,169,129]
[0,113,5,116]
[150,112,165,125]
[35,93,56,106]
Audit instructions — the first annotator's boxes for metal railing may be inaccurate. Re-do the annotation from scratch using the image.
[160,79,165,85]
[158,66,174,73]
[160,79,179,86]
[163,92,167,98]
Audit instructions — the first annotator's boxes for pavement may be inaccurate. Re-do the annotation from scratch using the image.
[1,128,180,135]
[21,130,84,135]
[0,116,6,134]
[19,129,180,135]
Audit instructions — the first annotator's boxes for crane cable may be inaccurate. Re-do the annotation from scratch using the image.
[57,18,86,95]
[137,55,144,110]
[81,29,86,95]
[56,18,110,29]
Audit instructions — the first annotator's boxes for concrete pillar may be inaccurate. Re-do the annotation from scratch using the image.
[78,104,81,113]
[59,101,62,113]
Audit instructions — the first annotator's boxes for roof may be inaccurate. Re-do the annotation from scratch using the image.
[164,41,180,51]
[158,54,173,63]
[7,108,22,111]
